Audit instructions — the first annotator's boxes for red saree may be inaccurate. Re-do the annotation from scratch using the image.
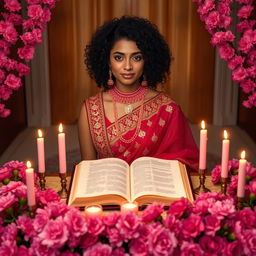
[85,92,199,171]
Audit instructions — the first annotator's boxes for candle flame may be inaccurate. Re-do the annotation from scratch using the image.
[38,129,43,138]
[241,150,246,159]
[26,161,32,168]
[59,123,63,133]
[223,130,228,139]
[201,120,206,129]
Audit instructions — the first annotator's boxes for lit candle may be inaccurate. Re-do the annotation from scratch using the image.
[237,150,247,198]
[121,202,138,214]
[37,129,45,173]
[221,130,230,178]
[199,120,207,170]
[26,161,36,207]
[85,205,103,218]
[58,123,67,173]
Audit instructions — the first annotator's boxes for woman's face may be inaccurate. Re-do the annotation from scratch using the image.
[109,39,144,90]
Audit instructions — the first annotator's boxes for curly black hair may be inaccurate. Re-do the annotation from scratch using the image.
[84,16,172,90]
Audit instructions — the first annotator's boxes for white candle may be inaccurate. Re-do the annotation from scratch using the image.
[58,123,67,173]
[85,205,103,218]
[37,129,45,173]
[221,130,230,178]
[199,120,207,170]
[121,202,138,214]
[26,161,36,207]
[237,150,247,198]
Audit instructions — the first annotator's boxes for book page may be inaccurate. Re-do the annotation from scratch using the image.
[130,157,187,201]
[74,158,130,200]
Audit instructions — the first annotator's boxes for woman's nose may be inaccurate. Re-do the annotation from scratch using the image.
[124,59,132,71]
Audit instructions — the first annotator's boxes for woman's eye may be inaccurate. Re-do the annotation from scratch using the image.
[133,55,143,61]
[114,55,123,61]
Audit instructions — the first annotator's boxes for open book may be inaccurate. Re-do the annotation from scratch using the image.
[67,157,194,207]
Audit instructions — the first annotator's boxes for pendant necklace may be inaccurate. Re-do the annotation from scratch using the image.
[108,85,148,114]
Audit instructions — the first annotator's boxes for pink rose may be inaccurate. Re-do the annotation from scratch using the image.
[20,29,42,45]
[0,104,10,118]
[63,208,87,237]
[248,50,256,65]
[217,3,230,15]
[205,11,220,29]
[204,215,221,236]
[0,86,12,101]
[223,241,244,256]
[232,67,248,82]
[0,193,17,212]
[228,55,244,70]
[16,62,30,77]
[199,235,226,255]
[237,20,253,33]
[87,217,105,236]
[36,188,60,206]
[33,208,50,232]
[4,0,21,12]
[28,5,44,20]
[80,233,98,249]
[168,197,190,218]
[17,245,31,256]
[23,19,35,30]
[219,44,235,60]
[249,180,256,194]
[209,199,235,217]
[18,46,35,61]
[198,2,215,16]
[247,66,256,78]
[44,201,69,218]
[0,166,11,181]
[38,216,69,248]
[192,197,215,215]
[211,165,221,184]
[116,212,140,240]
[180,242,202,256]
[238,37,253,53]
[130,238,149,256]
[3,26,18,44]
[103,211,120,227]
[241,79,255,93]
[41,8,51,23]
[242,229,256,256]
[112,247,127,256]
[105,227,123,247]
[211,31,235,45]
[148,223,177,256]
[219,15,232,29]
[83,242,112,256]
[4,58,17,71]
[67,235,81,249]
[236,207,256,228]
[0,181,23,195]
[2,13,22,26]
[0,68,5,82]
[182,214,204,238]
[16,215,36,240]
[30,239,57,256]
[141,202,164,222]
[237,5,254,19]
[227,175,238,196]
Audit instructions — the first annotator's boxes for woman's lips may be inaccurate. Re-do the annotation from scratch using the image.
[121,73,135,79]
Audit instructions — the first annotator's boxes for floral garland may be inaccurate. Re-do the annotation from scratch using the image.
[0,160,256,255]
[0,0,57,118]
[193,0,256,108]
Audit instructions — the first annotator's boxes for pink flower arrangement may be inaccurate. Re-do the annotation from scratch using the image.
[193,0,256,108]
[211,158,256,209]
[1,160,256,255]
[0,0,57,118]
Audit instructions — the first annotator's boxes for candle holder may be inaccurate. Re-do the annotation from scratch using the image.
[58,173,68,199]
[194,169,211,195]
[28,205,36,218]
[236,197,244,210]
[38,173,46,191]
[220,177,228,195]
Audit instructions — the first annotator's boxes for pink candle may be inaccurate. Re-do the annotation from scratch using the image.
[237,150,247,197]
[58,123,67,173]
[221,130,230,178]
[37,129,45,173]
[26,161,36,207]
[199,120,207,170]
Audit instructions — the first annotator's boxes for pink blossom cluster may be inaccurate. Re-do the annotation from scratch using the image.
[193,0,256,108]
[211,158,256,208]
[0,0,57,118]
[0,172,256,255]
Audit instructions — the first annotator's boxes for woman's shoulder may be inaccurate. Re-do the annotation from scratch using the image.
[84,91,102,103]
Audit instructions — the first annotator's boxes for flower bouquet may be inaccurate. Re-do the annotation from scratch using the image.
[1,160,256,255]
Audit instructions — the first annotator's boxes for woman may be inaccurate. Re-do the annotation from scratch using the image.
[78,16,199,171]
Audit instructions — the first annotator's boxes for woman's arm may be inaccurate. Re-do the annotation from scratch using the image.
[77,103,97,160]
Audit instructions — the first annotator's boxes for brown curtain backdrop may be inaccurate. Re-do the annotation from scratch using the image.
[48,0,214,124]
